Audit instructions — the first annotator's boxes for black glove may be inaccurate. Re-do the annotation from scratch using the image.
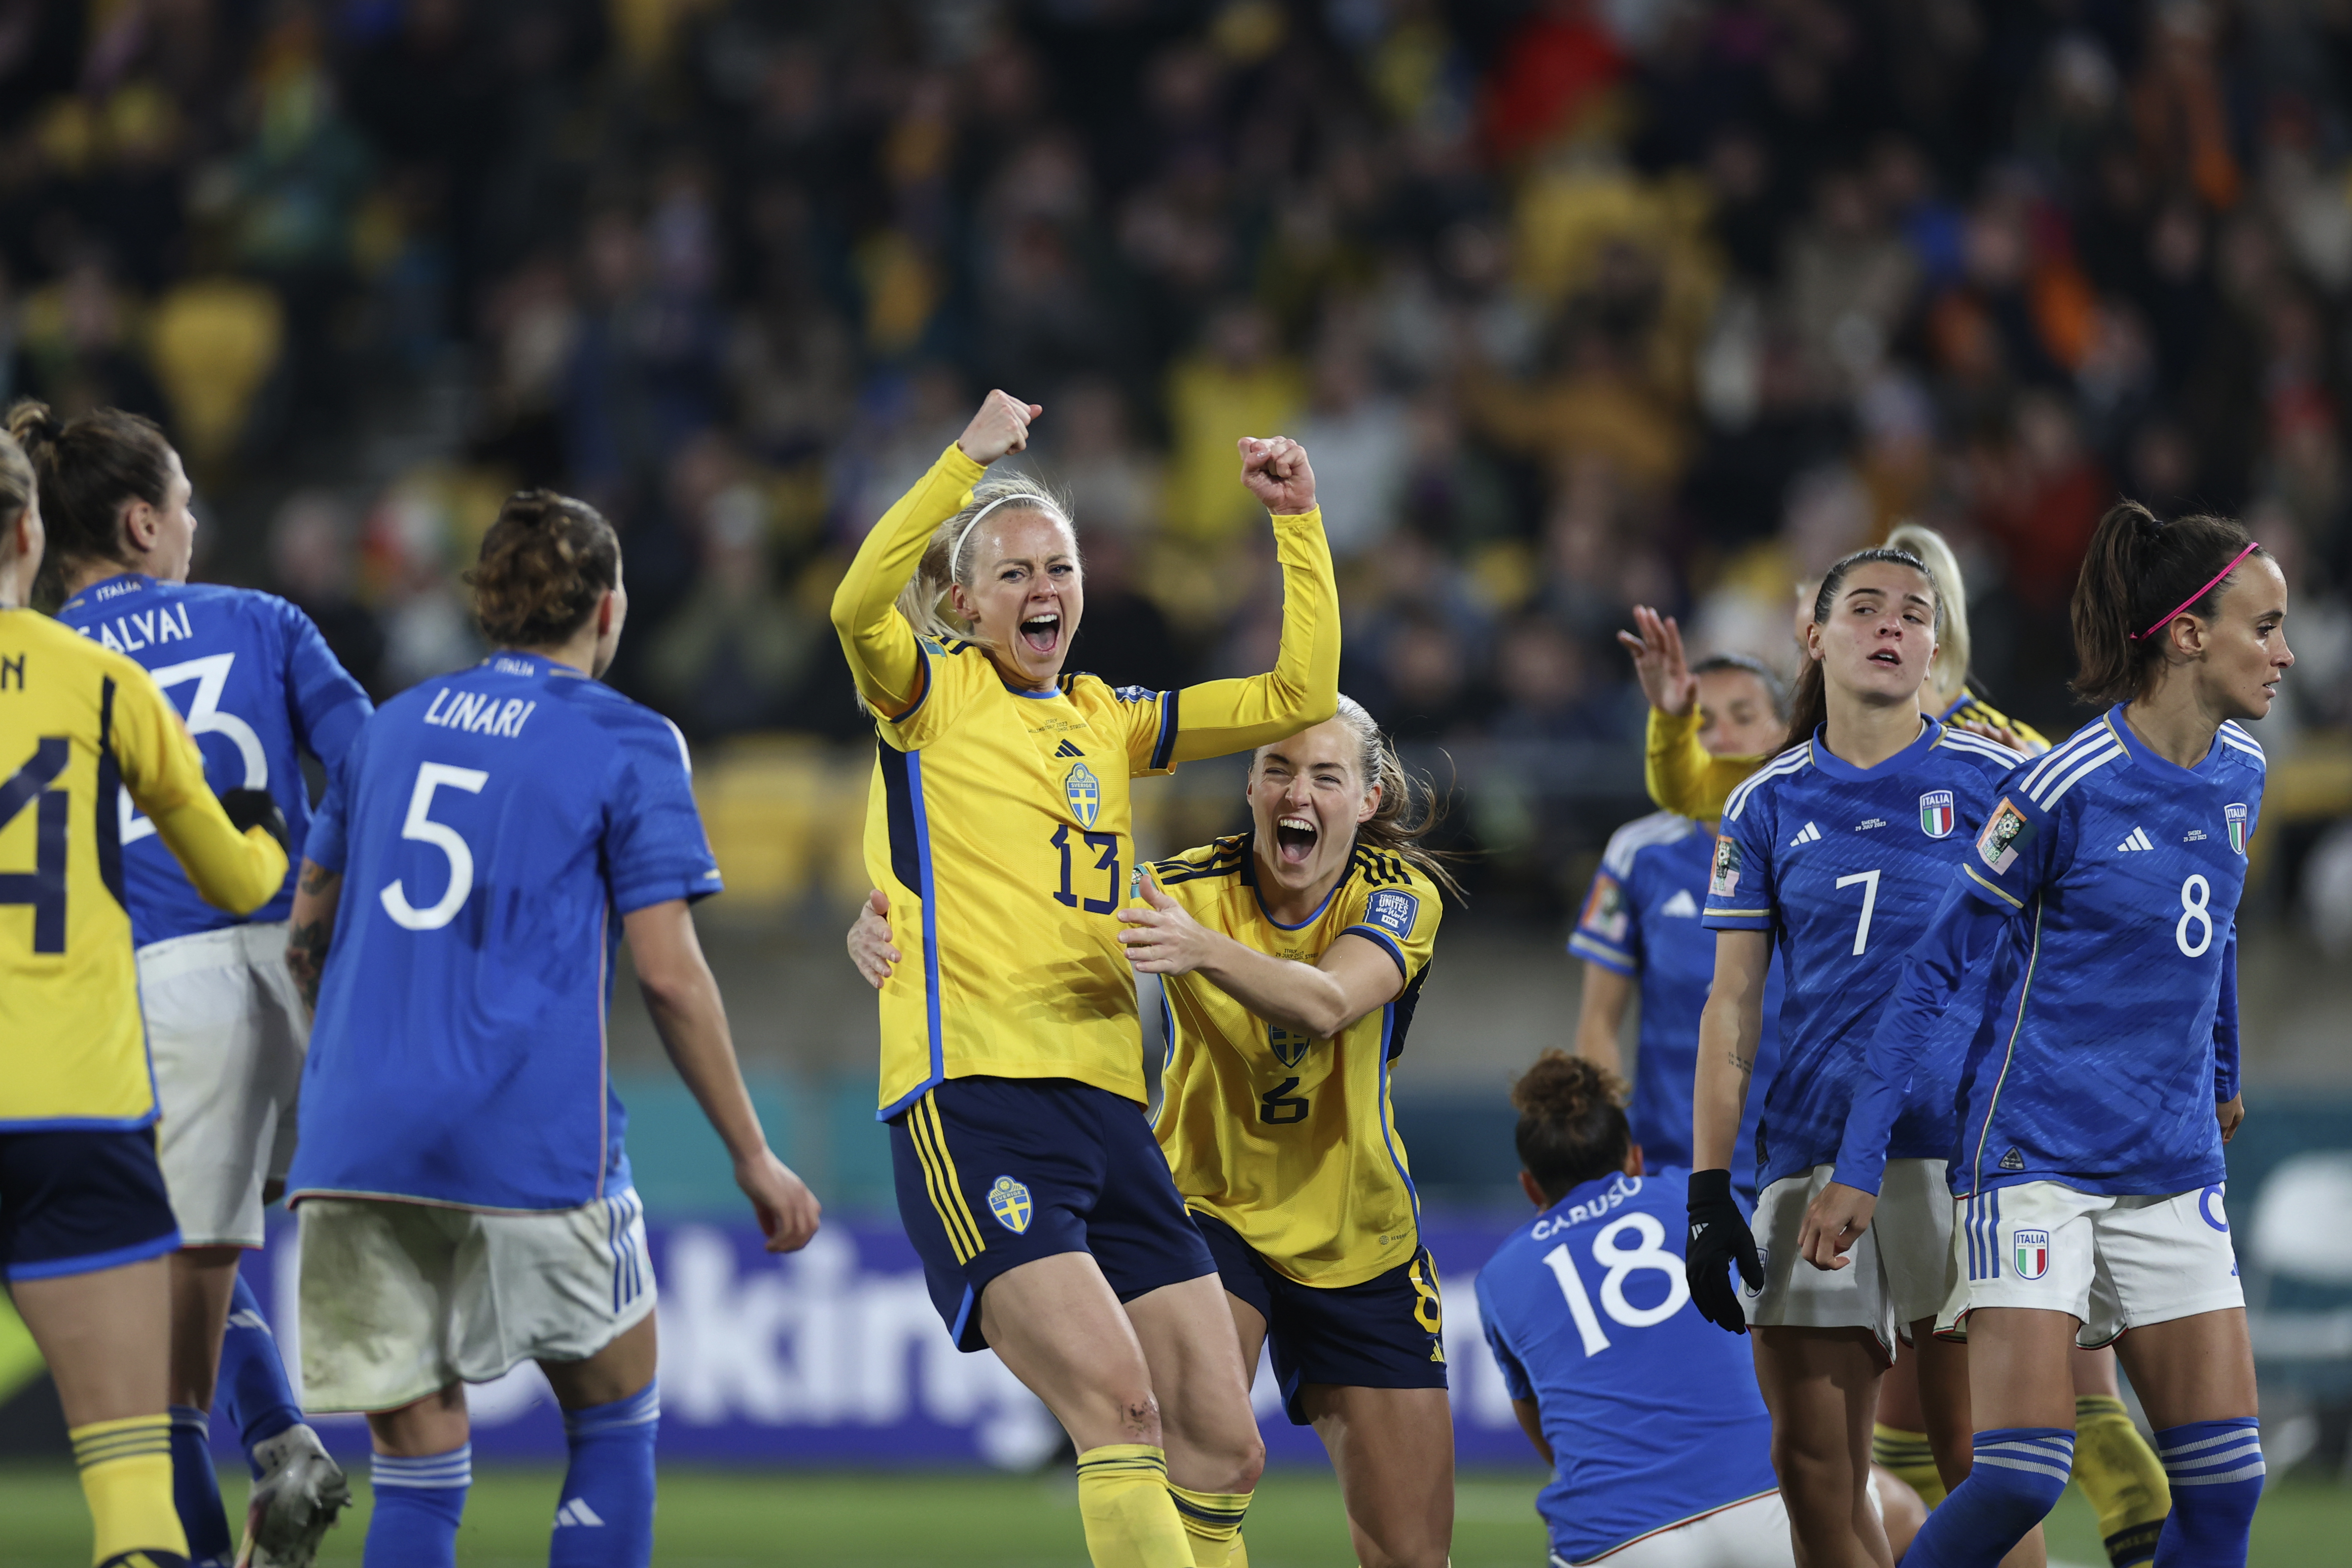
[1685,1167,1763,1334]
[220,787,290,853]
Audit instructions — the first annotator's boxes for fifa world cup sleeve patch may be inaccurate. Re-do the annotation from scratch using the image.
[1975,797,2036,875]
[1708,834,1740,898]
[1365,888,1420,939]
[1578,874,1629,944]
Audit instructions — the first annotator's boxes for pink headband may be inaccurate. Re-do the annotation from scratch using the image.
[2133,542,2260,640]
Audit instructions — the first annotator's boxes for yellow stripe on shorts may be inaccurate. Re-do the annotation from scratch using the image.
[913,1092,987,1263]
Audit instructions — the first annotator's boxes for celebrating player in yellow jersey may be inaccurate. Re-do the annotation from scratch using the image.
[0,429,289,1568]
[1123,699,1457,1568]
[829,389,1339,1568]
[853,698,1455,1568]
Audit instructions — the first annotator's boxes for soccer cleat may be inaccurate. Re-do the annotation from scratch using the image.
[234,1425,351,1568]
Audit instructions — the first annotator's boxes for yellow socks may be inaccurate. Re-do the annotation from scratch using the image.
[1075,1444,1194,1568]
[1873,1422,1948,1508]
[1168,1482,1252,1566]
[70,1415,187,1565]
[2073,1394,2170,1568]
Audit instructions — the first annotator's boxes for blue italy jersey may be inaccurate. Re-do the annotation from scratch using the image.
[288,654,721,1212]
[1846,709,2262,1199]
[1703,721,2024,1190]
[1569,812,1785,1192]
[1476,1169,1779,1564]
[54,573,370,946]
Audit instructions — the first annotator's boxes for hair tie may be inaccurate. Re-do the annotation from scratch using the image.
[2133,542,2260,641]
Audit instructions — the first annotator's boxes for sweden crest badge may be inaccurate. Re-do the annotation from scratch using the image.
[2225,802,2248,856]
[987,1175,1034,1234]
[1064,761,1101,829]
[1919,790,1955,839]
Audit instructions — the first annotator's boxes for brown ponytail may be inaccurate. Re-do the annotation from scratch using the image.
[465,489,620,648]
[5,399,175,608]
[2070,501,2266,707]
[1511,1049,1632,1199]
[1780,545,1942,752]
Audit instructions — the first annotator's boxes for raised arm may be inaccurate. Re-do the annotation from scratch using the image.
[1158,438,1341,765]
[626,898,821,1253]
[828,392,1033,716]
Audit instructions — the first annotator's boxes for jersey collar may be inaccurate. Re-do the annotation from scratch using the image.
[480,651,589,681]
[58,571,157,615]
[1806,715,1941,783]
[1239,829,1356,930]
[2103,703,2225,780]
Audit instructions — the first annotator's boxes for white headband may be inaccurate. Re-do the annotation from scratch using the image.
[952,492,1063,573]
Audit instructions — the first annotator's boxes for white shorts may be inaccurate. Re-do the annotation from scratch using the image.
[1748,1160,1957,1350]
[1941,1181,2244,1347]
[295,1190,655,1413]
[139,921,309,1249]
[1567,1489,1793,1567]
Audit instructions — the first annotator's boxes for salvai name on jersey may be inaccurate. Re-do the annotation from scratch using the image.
[76,601,196,654]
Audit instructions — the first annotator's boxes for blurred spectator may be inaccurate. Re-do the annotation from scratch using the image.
[270,490,386,699]
[1162,301,1304,546]
[646,485,817,739]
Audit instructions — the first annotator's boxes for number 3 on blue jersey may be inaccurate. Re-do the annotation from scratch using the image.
[120,652,266,844]
[380,763,488,931]
[1540,1212,1691,1355]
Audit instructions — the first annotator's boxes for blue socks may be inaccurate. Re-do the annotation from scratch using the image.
[2155,1419,2265,1566]
[218,1271,305,1472]
[365,1443,471,1568]
[551,1380,660,1567]
[1902,1427,2075,1568]
[168,1405,232,1566]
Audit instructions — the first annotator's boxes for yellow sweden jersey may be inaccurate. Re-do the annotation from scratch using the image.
[1,608,286,1126]
[1149,835,1442,1288]
[867,646,1191,1114]
[842,443,1339,1119]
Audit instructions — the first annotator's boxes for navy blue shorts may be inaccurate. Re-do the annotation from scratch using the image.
[889,1077,1216,1352]
[0,1128,180,1282]
[1194,1211,1448,1426]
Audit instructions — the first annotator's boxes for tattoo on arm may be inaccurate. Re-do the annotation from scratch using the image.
[287,917,333,1010]
[1728,1050,1754,1084]
[299,861,338,894]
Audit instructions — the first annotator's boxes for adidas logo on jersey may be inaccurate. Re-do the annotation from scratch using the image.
[1053,739,1084,758]
[1789,821,1822,846]
[1659,889,1700,918]
[555,1498,606,1528]
[2116,827,2155,852]
[1999,1148,2026,1171]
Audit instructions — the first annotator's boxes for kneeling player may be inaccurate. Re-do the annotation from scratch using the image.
[1476,1053,1925,1567]
[281,491,819,1568]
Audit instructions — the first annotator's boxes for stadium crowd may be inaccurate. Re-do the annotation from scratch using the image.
[3,0,2350,866]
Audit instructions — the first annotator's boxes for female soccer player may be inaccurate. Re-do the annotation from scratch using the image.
[1477,1051,1925,1567]
[854,699,1454,1568]
[1626,522,2049,825]
[283,490,820,1568]
[14,397,370,1568]
[1686,546,2029,1568]
[829,388,1338,1568]
[0,426,290,1568]
[1621,530,2168,1560]
[1807,502,2288,1568]
[1570,654,1788,1200]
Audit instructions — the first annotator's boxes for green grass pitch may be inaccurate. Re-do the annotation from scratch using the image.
[2,1461,2347,1565]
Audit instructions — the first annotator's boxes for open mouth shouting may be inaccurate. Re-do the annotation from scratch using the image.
[1020,611,1061,655]
[1274,814,1319,866]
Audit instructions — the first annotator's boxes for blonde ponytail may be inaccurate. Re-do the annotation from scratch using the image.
[1886,521,1971,701]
